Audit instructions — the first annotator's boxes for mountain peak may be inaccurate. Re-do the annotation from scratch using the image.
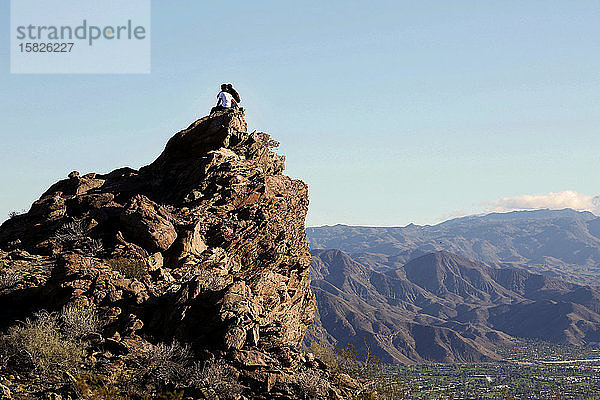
[0,109,319,398]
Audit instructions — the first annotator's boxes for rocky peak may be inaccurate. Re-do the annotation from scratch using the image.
[142,109,284,204]
[0,109,324,398]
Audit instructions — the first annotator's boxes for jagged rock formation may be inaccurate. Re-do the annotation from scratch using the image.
[0,109,338,399]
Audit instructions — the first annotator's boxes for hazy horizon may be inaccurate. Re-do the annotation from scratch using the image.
[305,207,598,228]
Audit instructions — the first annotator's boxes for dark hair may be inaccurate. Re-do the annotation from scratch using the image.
[221,83,227,90]
[225,84,241,103]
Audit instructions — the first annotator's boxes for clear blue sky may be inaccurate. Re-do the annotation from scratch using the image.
[1,1,599,227]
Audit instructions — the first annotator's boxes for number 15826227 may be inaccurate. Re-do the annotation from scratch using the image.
[19,43,74,52]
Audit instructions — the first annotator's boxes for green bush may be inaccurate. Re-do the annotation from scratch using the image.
[309,341,339,372]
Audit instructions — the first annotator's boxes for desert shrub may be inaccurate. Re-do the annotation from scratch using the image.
[55,220,87,244]
[145,391,185,400]
[337,342,382,380]
[309,341,339,372]
[188,359,243,400]
[60,303,102,340]
[0,269,22,290]
[128,341,192,394]
[372,373,412,400]
[309,341,341,375]
[53,220,106,256]
[266,138,280,149]
[79,257,98,270]
[308,340,411,400]
[290,368,331,399]
[0,310,85,375]
[107,258,148,281]
[437,394,455,400]
[87,238,104,256]
[74,373,130,400]
[145,341,191,387]
[75,373,186,400]
[339,342,411,400]
[8,210,25,219]
[195,267,228,291]
[503,390,516,400]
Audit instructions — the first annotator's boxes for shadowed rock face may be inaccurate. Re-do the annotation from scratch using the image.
[0,109,318,397]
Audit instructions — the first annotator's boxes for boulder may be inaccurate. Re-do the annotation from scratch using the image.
[120,194,177,252]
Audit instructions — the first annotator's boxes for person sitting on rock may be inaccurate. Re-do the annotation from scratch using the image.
[211,84,237,114]
[226,83,241,106]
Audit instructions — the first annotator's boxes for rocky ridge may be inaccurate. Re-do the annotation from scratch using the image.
[307,210,600,285]
[307,248,600,364]
[0,109,342,399]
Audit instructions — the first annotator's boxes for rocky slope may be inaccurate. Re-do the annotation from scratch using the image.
[306,249,600,364]
[0,109,343,399]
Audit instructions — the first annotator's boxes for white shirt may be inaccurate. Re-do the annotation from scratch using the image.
[217,91,235,108]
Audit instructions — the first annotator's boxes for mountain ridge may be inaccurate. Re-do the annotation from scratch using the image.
[307,248,600,364]
[307,209,600,286]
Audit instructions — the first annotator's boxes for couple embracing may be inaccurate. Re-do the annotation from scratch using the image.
[211,83,241,113]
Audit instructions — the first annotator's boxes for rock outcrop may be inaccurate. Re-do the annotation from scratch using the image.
[0,109,331,399]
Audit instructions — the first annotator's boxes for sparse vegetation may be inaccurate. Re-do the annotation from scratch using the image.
[74,373,130,400]
[55,220,87,243]
[7,210,25,219]
[127,340,192,394]
[291,368,331,399]
[189,359,244,399]
[195,267,228,291]
[0,310,85,375]
[0,268,22,290]
[123,342,246,399]
[52,220,105,256]
[309,340,411,399]
[88,238,105,256]
[107,257,148,280]
[75,373,186,400]
[145,391,185,400]
[60,302,102,340]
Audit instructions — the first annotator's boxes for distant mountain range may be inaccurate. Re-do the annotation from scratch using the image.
[307,209,600,286]
[304,209,600,364]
